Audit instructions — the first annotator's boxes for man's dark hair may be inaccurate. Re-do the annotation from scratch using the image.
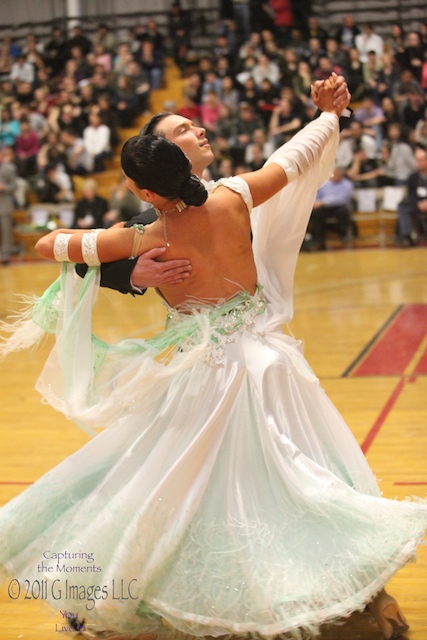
[140,112,173,136]
[61,127,76,137]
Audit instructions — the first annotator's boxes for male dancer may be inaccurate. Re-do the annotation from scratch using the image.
[76,77,352,294]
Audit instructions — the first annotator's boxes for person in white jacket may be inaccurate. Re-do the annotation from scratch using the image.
[83,109,111,172]
[355,23,384,64]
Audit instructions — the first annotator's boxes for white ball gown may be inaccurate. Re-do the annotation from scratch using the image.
[0,113,426,639]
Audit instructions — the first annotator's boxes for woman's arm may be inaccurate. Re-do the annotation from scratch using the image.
[241,114,340,207]
[35,223,143,264]
[240,78,342,207]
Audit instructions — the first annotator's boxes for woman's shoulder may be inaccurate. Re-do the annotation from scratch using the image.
[211,176,253,213]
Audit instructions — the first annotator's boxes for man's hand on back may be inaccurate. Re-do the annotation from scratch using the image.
[130,247,192,290]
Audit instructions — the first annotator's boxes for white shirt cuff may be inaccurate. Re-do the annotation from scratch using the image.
[130,275,145,294]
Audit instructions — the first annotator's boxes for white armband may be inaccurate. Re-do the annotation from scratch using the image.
[81,229,104,266]
[129,275,145,294]
[53,233,71,262]
[269,156,300,183]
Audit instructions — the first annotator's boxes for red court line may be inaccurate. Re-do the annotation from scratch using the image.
[361,377,406,454]
[394,482,427,485]
[353,304,427,377]
[0,481,33,486]
[413,346,427,375]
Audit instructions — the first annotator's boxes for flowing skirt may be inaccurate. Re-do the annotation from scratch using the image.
[1,279,426,639]
[1,115,426,637]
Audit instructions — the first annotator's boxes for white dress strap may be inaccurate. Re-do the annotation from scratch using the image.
[212,176,253,213]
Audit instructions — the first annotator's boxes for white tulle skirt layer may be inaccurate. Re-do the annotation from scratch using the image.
[1,280,426,639]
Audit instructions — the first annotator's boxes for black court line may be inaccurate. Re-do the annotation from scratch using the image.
[342,304,403,378]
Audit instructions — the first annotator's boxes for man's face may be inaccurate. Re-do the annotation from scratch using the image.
[155,115,214,177]
[388,125,400,141]
[309,38,320,51]
[319,57,332,72]
[3,148,14,163]
[415,149,427,174]
[89,113,101,127]
[407,32,420,47]
[350,123,362,139]
[326,38,337,52]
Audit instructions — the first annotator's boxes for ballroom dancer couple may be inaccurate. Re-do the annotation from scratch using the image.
[0,75,426,640]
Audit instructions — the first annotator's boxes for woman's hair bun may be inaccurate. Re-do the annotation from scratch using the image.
[179,174,208,207]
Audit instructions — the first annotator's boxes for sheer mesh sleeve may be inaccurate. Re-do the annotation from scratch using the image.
[251,112,339,327]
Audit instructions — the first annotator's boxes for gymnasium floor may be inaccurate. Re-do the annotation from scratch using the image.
[0,246,426,639]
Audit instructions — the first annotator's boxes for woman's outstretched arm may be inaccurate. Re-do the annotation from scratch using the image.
[240,78,342,207]
[35,222,147,264]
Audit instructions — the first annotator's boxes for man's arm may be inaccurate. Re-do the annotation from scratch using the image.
[75,255,140,294]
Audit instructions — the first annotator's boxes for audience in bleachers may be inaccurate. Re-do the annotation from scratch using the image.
[307,166,354,250]
[71,177,108,228]
[397,146,427,245]
[103,175,143,226]
[37,161,73,204]
[0,6,427,264]
[380,122,417,185]
[0,145,18,264]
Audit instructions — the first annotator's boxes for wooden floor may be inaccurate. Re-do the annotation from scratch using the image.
[0,247,426,639]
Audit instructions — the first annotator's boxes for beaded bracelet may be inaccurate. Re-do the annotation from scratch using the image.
[81,229,104,266]
[53,233,71,262]
[129,224,145,260]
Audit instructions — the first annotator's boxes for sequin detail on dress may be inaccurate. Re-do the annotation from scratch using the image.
[164,286,267,366]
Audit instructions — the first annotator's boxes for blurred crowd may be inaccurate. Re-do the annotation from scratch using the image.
[173,13,426,179]
[0,12,174,262]
[0,1,427,264]
[174,6,427,249]
[0,17,166,183]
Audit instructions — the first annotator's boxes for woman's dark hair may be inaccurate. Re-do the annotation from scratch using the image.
[121,134,207,207]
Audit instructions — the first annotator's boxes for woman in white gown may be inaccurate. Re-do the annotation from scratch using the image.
[0,79,426,640]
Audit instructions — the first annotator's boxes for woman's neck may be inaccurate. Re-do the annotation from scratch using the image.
[153,198,187,215]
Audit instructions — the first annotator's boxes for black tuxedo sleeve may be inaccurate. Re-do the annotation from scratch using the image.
[75,208,158,296]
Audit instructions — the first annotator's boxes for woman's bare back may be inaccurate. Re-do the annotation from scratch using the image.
[145,186,257,309]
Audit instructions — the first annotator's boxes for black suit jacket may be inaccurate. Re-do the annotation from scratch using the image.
[407,171,427,211]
